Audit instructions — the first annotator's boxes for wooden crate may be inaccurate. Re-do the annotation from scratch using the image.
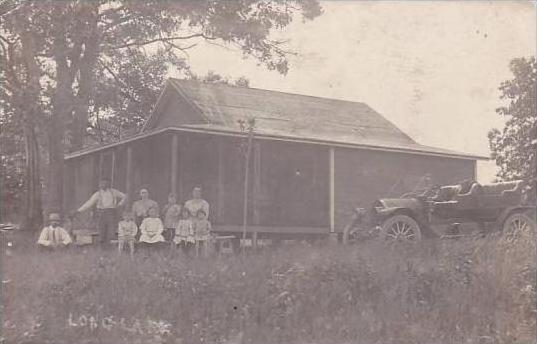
[213,235,236,255]
[72,229,99,245]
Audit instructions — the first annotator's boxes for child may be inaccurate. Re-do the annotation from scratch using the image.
[173,207,195,254]
[139,206,165,248]
[193,209,212,257]
[118,211,138,258]
[37,213,72,250]
[162,193,182,242]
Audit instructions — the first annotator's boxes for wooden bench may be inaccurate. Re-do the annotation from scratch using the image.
[212,235,236,254]
[72,229,100,245]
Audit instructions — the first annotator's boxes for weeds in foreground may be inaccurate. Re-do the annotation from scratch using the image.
[1,232,536,344]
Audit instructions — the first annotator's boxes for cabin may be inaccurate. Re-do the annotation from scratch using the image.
[64,79,485,239]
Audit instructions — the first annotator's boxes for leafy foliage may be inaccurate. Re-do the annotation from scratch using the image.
[0,118,25,222]
[0,0,322,219]
[488,56,537,196]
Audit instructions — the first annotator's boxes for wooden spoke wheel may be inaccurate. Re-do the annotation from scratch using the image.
[380,215,422,243]
[502,212,536,242]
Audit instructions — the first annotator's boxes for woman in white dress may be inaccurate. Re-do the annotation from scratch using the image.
[183,186,209,219]
[132,188,158,228]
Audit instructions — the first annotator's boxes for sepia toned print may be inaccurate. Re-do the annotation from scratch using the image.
[1,1,535,343]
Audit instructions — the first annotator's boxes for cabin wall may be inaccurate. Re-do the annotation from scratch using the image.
[333,148,476,231]
[65,133,476,234]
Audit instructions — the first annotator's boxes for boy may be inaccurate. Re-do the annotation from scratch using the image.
[118,211,138,258]
[162,193,181,242]
[173,207,195,254]
[37,213,72,250]
[193,209,211,257]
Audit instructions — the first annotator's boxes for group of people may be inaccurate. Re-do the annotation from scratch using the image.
[37,178,213,258]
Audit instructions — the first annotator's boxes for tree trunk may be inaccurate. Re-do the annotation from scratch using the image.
[69,8,99,152]
[19,30,44,230]
[46,124,65,213]
[46,17,76,214]
[21,125,43,231]
[46,81,72,214]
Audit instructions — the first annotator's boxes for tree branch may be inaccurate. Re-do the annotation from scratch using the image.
[97,4,125,19]
[98,60,141,104]
[108,33,216,50]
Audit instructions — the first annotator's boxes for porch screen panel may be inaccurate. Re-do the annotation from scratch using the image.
[99,151,114,184]
[113,147,126,192]
[178,133,220,222]
[261,141,329,227]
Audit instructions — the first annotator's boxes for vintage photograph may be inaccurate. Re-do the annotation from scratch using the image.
[1,1,536,343]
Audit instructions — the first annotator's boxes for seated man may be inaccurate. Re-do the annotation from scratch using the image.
[37,213,72,250]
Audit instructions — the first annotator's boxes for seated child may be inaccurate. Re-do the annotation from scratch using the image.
[173,207,195,252]
[139,206,165,246]
[162,193,182,241]
[37,213,72,250]
[193,209,211,257]
[118,211,138,258]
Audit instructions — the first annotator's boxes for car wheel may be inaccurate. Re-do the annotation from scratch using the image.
[380,214,422,243]
[502,212,536,243]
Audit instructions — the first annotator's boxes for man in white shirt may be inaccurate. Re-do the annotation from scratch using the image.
[75,178,126,244]
[37,213,72,249]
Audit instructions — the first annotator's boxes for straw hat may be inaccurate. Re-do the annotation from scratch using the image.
[48,213,61,222]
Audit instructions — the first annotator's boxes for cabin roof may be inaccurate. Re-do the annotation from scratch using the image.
[145,78,418,147]
[66,79,488,160]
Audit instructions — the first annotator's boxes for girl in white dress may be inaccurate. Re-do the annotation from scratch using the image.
[139,206,165,250]
[173,207,195,254]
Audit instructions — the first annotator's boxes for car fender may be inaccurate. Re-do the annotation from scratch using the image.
[373,200,437,238]
[497,206,537,230]
[373,199,424,222]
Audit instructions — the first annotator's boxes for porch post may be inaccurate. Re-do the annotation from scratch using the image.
[110,150,116,187]
[329,147,335,233]
[125,145,133,205]
[63,160,75,214]
[217,138,225,222]
[171,133,179,194]
[252,142,261,248]
[98,152,104,182]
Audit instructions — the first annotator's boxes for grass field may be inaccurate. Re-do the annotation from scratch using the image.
[1,231,536,344]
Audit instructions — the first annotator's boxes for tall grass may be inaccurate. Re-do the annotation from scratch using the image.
[1,232,535,344]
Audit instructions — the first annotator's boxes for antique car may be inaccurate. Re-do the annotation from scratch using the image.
[343,180,536,244]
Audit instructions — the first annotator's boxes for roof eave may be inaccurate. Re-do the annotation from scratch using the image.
[65,126,488,161]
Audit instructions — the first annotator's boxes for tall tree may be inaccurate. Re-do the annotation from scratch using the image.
[1,14,46,228]
[488,56,537,197]
[0,0,322,227]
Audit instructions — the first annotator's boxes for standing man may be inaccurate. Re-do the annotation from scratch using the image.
[75,178,126,244]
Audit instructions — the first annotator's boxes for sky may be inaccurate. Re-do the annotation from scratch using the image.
[176,1,536,183]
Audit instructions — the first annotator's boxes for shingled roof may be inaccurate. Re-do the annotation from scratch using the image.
[65,79,486,160]
[141,78,484,159]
